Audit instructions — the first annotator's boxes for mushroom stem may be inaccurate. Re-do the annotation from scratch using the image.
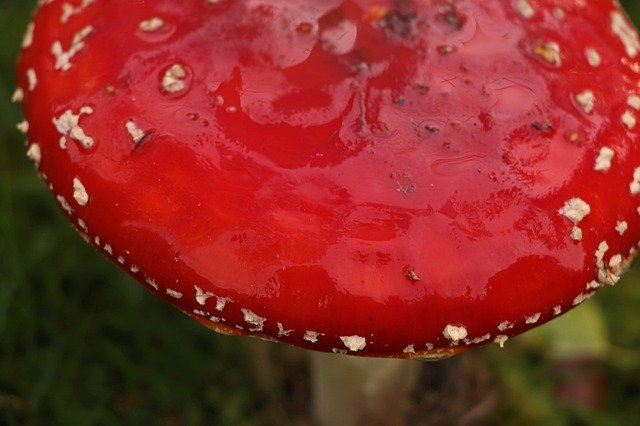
[310,352,420,425]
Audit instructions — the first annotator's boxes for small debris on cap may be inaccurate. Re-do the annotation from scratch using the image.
[242,308,266,332]
[570,226,583,241]
[630,168,640,195]
[303,331,322,343]
[340,335,367,351]
[16,120,29,134]
[26,68,37,91]
[11,88,24,103]
[51,26,94,71]
[194,285,214,305]
[611,11,640,58]
[72,177,89,206]
[162,64,187,93]
[616,221,628,235]
[513,0,535,19]
[494,335,508,348]
[21,22,35,49]
[575,90,595,113]
[558,198,591,224]
[125,120,146,144]
[532,41,561,67]
[442,324,468,342]
[139,17,164,32]
[166,288,183,299]
[594,147,615,172]
[622,110,637,130]
[52,106,94,149]
[585,47,602,67]
[627,94,640,110]
[26,143,41,165]
[525,312,541,324]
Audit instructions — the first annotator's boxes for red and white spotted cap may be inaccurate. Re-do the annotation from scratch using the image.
[14,0,640,358]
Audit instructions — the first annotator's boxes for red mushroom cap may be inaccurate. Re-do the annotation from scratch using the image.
[15,0,640,358]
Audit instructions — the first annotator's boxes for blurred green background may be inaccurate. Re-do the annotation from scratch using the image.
[2,1,640,425]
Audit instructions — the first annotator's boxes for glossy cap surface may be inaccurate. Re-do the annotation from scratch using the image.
[15,0,640,357]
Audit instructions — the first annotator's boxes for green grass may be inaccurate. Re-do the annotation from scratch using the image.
[1,1,640,425]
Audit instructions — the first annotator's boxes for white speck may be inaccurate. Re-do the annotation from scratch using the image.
[125,120,146,143]
[70,126,94,149]
[194,285,214,305]
[596,241,609,265]
[616,221,628,235]
[215,296,232,311]
[425,343,434,351]
[104,244,113,254]
[609,254,623,268]
[573,292,593,306]
[553,305,562,315]
[77,218,87,231]
[26,143,41,165]
[513,0,535,19]
[575,90,595,113]
[11,88,24,103]
[442,324,468,342]
[570,226,583,241]
[166,288,183,299]
[209,316,221,323]
[628,94,640,110]
[130,265,139,273]
[16,120,29,134]
[139,17,164,32]
[595,240,620,285]
[60,0,94,23]
[498,321,513,332]
[22,22,35,48]
[585,47,601,67]
[332,348,348,355]
[241,309,266,332]
[532,41,561,66]
[465,334,492,345]
[622,110,637,130]
[117,256,125,264]
[525,313,541,324]
[340,335,367,351]
[145,277,158,290]
[162,64,187,93]
[558,198,591,224]
[94,236,100,246]
[594,146,615,172]
[53,106,95,149]
[26,68,37,91]
[403,344,415,354]
[277,323,292,337]
[630,168,640,195]
[494,335,508,348]
[193,309,209,317]
[303,331,322,343]
[587,280,601,290]
[51,26,93,71]
[56,195,73,214]
[72,177,89,206]
[611,11,639,58]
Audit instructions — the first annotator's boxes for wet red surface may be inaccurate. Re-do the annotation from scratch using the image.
[17,0,640,356]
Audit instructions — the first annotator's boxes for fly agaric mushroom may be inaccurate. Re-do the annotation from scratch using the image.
[14,0,640,362]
